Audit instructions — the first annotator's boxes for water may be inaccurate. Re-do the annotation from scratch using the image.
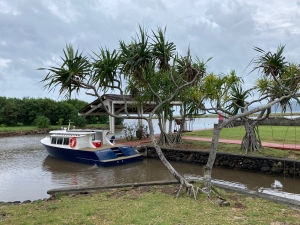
[1,133,300,202]
[116,117,218,137]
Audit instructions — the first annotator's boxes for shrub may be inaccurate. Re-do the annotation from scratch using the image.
[122,123,137,140]
[56,118,64,126]
[33,116,50,128]
[73,116,86,127]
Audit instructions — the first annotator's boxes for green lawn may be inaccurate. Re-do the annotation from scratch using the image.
[0,185,299,225]
[188,125,300,145]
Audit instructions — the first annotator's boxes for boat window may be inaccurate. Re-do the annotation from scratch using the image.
[57,137,63,145]
[63,138,69,145]
[51,137,57,144]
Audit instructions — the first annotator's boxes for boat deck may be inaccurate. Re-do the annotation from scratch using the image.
[101,154,142,162]
[78,144,126,152]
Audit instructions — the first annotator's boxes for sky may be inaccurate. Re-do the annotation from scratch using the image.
[1,0,300,104]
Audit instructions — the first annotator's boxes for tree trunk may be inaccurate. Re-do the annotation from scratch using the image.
[158,131,175,146]
[241,119,263,153]
[203,124,221,197]
[148,119,195,198]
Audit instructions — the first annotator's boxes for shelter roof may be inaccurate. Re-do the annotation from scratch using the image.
[78,94,181,116]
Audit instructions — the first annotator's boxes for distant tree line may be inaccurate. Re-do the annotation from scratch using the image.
[0,97,123,127]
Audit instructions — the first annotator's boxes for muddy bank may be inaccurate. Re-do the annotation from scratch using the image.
[0,129,51,138]
[0,125,123,138]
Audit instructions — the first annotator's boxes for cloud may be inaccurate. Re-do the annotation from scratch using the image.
[0,0,300,103]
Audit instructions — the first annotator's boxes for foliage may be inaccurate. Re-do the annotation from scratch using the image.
[33,115,50,128]
[73,116,87,127]
[56,118,64,126]
[39,44,91,99]
[122,123,138,140]
[0,97,108,126]
[115,117,123,126]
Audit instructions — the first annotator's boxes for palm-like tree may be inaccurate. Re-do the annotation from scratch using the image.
[39,44,91,98]
[91,47,121,91]
[151,27,176,71]
[252,45,287,77]
[120,25,153,82]
[226,84,251,115]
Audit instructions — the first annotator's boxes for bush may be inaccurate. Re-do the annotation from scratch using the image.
[56,118,64,126]
[122,123,137,141]
[115,117,124,126]
[73,116,86,127]
[33,116,50,128]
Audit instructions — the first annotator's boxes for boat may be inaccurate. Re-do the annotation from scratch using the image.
[40,128,143,167]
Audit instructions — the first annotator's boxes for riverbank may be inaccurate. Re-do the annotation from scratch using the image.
[0,183,299,224]
[0,129,50,138]
[0,125,120,138]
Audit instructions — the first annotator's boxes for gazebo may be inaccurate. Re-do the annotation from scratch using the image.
[78,94,182,134]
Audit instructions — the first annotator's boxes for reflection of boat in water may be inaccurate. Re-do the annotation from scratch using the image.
[41,128,143,167]
[42,155,92,173]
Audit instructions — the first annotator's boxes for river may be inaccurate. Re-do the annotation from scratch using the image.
[1,133,300,202]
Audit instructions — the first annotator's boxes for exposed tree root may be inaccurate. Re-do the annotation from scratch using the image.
[158,132,183,147]
[176,182,196,200]
[241,123,263,153]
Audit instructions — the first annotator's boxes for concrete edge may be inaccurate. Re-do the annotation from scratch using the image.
[47,180,180,195]
[47,180,300,209]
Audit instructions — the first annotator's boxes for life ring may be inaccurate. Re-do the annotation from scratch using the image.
[69,137,77,148]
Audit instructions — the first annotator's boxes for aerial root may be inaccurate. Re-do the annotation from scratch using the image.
[176,184,184,199]
[176,183,196,200]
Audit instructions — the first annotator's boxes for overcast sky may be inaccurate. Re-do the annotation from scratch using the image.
[1,0,300,103]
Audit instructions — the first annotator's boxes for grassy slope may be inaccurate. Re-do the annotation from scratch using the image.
[0,185,299,225]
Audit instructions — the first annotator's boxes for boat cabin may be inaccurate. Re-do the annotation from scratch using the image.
[49,129,114,149]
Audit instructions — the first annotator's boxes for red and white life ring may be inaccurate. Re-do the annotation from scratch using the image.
[69,137,77,148]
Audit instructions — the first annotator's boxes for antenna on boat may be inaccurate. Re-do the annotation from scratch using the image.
[67,120,73,130]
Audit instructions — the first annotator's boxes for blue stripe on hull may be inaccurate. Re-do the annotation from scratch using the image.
[42,144,143,167]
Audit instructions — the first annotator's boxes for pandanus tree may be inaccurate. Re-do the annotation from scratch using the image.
[200,45,300,196]
[224,84,263,153]
[233,45,300,153]
[40,26,209,199]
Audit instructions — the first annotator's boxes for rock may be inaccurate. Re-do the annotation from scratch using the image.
[22,200,31,204]
[216,199,230,207]
[69,193,77,198]
[241,164,249,169]
[186,155,193,162]
[243,159,252,164]
[271,167,284,173]
[288,168,298,175]
[135,146,146,152]
[260,164,270,172]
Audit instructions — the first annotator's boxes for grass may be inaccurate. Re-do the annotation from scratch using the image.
[0,124,111,133]
[188,125,300,145]
[181,139,300,160]
[0,185,299,225]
